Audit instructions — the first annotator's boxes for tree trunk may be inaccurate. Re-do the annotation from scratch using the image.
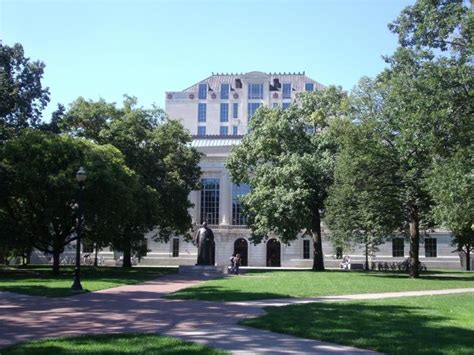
[408,204,420,278]
[311,212,325,271]
[52,249,61,275]
[94,243,99,267]
[466,246,471,271]
[365,242,369,271]
[122,246,132,268]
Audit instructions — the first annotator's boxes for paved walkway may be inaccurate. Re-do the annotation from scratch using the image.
[1,274,473,354]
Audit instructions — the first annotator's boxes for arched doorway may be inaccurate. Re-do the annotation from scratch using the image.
[234,238,248,266]
[266,239,281,267]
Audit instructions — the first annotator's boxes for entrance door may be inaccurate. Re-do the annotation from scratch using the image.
[234,238,248,266]
[266,239,281,267]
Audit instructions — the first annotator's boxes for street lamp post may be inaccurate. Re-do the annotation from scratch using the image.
[72,166,86,291]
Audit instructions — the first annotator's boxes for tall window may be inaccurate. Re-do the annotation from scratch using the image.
[172,238,179,257]
[392,238,404,257]
[220,103,229,122]
[233,125,238,135]
[82,241,94,253]
[220,83,229,99]
[425,238,437,257]
[248,103,261,120]
[248,83,263,99]
[198,83,207,100]
[233,103,239,118]
[282,102,291,110]
[272,103,279,108]
[282,83,291,99]
[232,183,250,225]
[303,240,310,259]
[198,103,206,122]
[305,83,314,92]
[220,126,228,136]
[201,178,220,224]
[197,126,206,136]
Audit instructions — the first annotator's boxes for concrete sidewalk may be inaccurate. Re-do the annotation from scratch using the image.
[1,274,473,354]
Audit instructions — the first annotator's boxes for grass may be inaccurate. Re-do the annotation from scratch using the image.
[0,265,176,297]
[168,269,474,301]
[241,293,474,355]
[0,333,227,355]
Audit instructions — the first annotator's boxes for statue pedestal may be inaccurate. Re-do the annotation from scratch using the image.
[178,265,225,277]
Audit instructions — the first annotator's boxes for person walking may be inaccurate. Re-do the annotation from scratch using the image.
[233,253,241,275]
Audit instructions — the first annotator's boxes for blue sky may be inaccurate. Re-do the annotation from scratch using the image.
[1,0,414,120]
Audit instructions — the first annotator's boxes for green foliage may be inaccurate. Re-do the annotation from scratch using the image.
[242,294,474,355]
[226,87,347,270]
[0,42,50,141]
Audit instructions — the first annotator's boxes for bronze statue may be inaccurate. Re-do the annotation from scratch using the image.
[194,221,215,265]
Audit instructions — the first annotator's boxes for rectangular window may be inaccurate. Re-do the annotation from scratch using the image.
[425,238,437,257]
[282,83,292,99]
[233,103,238,118]
[198,103,206,122]
[305,83,314,92]
[220,84,229,99]
[232,183,250,225]
[233,126,238,135]
[272,103,279,108]
[392,238,404,257]
[198,83,207,100]
[248,83,263,99]
[220,126,228,136]
[140,239,148,257]
[303,240,310,259]
[197,126,206,136]
[172,238,179,257]
[248,102,261,120]
[282,102,291,110]
[220,103,228,122]
[82,241,94,254]
[201,178,220,225]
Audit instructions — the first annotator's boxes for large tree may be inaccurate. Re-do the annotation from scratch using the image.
[59,96,202,267]
[226,87,347,271]
[0,42,50,141]
[0,129,139,274]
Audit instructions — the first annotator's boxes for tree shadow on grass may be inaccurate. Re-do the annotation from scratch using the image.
[1,333,225,355]
[362,272,474,282]
[167,285,291,302]
[241,300,474,355]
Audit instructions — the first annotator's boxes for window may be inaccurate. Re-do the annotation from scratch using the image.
[220,84,229,99]
[220,126,228,136]
[233,103,239,118]
[282,83,291,99]
[336,247,343,259]
[272,103,279,108]
[248,83,263,99]
[305,83,314,92]
[303,240,310,259]
[248,102,261,120]
[172,238,179,257]
[282,102,291,110]
[220,103,228,122]
[198,83,207,100]
[198,103,206,122]
[197,126,206,136]
[82,241,94,253]
[232,183,250,225]
[392,238,404,257]
[425,238,437,257]
[201,178,219,224]
[233,126,238,135]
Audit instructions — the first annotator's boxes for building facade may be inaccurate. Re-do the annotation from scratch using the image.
[139,71,463,270]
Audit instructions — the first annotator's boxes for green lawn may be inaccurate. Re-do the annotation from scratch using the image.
[0,333,227,355]
[0,266,176,297]
[242,293,474,355]
[168,270,474,301]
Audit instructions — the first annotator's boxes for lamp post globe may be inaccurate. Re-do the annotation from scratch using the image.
[72,166,86,291]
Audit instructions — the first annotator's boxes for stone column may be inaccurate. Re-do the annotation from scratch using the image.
[189,190,199,225]
[220,171,232,225]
